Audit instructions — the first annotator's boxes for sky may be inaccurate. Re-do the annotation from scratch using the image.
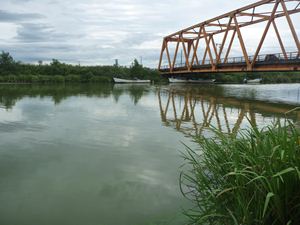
[0,0,299,67]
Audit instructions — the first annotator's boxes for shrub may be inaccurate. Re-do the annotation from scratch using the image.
[277,75,291,83]
[53,75,65,83]
[90,75,111,83]
[65,75,81,82]
[181,122,300,225]
[38,75,51,83]
[29,75,39,83]
[6,75,17,83]
[18,75,32,83]
[80,72,93,82]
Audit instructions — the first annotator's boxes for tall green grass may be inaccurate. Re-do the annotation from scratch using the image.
[181,122,300,225]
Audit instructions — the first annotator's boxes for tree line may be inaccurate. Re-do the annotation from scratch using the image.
[1,51,298,84]
[0,51,162,83]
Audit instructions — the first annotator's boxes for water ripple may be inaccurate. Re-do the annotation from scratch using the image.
[0,121,46,133]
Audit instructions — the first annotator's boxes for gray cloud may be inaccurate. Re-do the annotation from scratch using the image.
[0,10,43,22]
[16,23,79,43]
[16,23,54,42]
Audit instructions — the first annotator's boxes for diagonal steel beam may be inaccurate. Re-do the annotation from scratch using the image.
[191,42,200,66]
[202,28,215,69]
[233,15,250,68]
[191,26,203,66]
[210,35,218,59]
[165,41,172,70]
[202,36,212,65]
[180,34,191,70]
[171,41,180,72]
[272,20,288,59]
[224,30,236,63]
[280,0,300,53]
[216,17,233,64]
[251,0,280,67]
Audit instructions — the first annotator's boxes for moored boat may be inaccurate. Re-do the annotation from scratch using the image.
[168,78,189,83]
[113,78,151,83]
[168,78,215,84]
[244,78,262,84]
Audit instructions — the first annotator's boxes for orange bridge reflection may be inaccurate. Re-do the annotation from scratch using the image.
[158,86,299,137]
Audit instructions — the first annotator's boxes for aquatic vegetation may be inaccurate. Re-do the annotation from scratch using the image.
[181,122,300,225]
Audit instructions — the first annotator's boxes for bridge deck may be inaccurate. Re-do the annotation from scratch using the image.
[160,52,300,75]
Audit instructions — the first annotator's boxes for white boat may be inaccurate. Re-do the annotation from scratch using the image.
[168,78,189,83]
[244,78,262,84]
[113,78,151,84]
[168,78,215,84]
[188,79,216,84]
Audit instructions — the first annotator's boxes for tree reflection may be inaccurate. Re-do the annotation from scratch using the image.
[0,84,151,109]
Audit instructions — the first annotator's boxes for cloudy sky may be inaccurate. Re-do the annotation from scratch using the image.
[0,0,299,67]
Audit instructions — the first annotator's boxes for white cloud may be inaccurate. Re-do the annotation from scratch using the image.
[0,22,18,40]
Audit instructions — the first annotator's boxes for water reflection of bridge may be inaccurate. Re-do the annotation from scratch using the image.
[158,87,299,136]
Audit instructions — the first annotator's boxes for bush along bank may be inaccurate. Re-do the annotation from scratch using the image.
[181,122,300,225]
[0,74,112,83]
[0,51,164,83]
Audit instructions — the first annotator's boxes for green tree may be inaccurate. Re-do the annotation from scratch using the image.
[0,51,16,75]
[0,51,14,65]
[49,59,68,76]
[130,59,144,79]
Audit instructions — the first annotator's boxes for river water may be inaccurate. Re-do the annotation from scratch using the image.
[0,83,299,225]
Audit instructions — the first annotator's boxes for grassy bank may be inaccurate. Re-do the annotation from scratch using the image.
[181,122,300,224]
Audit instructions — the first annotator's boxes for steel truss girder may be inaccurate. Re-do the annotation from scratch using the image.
[158,0,300,73]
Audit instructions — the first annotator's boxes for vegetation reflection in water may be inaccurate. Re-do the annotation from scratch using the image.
[0,83,299,225]
[0,83,150,109]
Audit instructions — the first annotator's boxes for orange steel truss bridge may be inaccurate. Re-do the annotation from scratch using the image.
[158,0,300,76]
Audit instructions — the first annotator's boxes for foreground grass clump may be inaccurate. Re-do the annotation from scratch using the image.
[181,123,300,225]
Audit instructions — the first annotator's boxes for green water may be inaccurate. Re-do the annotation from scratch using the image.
[0,83,299,225]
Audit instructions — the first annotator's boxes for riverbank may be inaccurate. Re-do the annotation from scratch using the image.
[2,51,300,84]
[1,72,300,84]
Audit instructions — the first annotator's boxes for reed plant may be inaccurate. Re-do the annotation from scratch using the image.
[181,122,300,225]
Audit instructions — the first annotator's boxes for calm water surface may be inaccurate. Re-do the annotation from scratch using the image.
[0,83,299,225]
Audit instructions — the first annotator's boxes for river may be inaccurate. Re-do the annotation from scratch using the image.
[0,83,299,225]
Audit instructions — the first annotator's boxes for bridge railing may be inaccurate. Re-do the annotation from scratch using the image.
[160,51,299,70]
[248,51,299,64]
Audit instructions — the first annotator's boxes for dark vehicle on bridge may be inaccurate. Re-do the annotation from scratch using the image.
[264,54,280,62]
